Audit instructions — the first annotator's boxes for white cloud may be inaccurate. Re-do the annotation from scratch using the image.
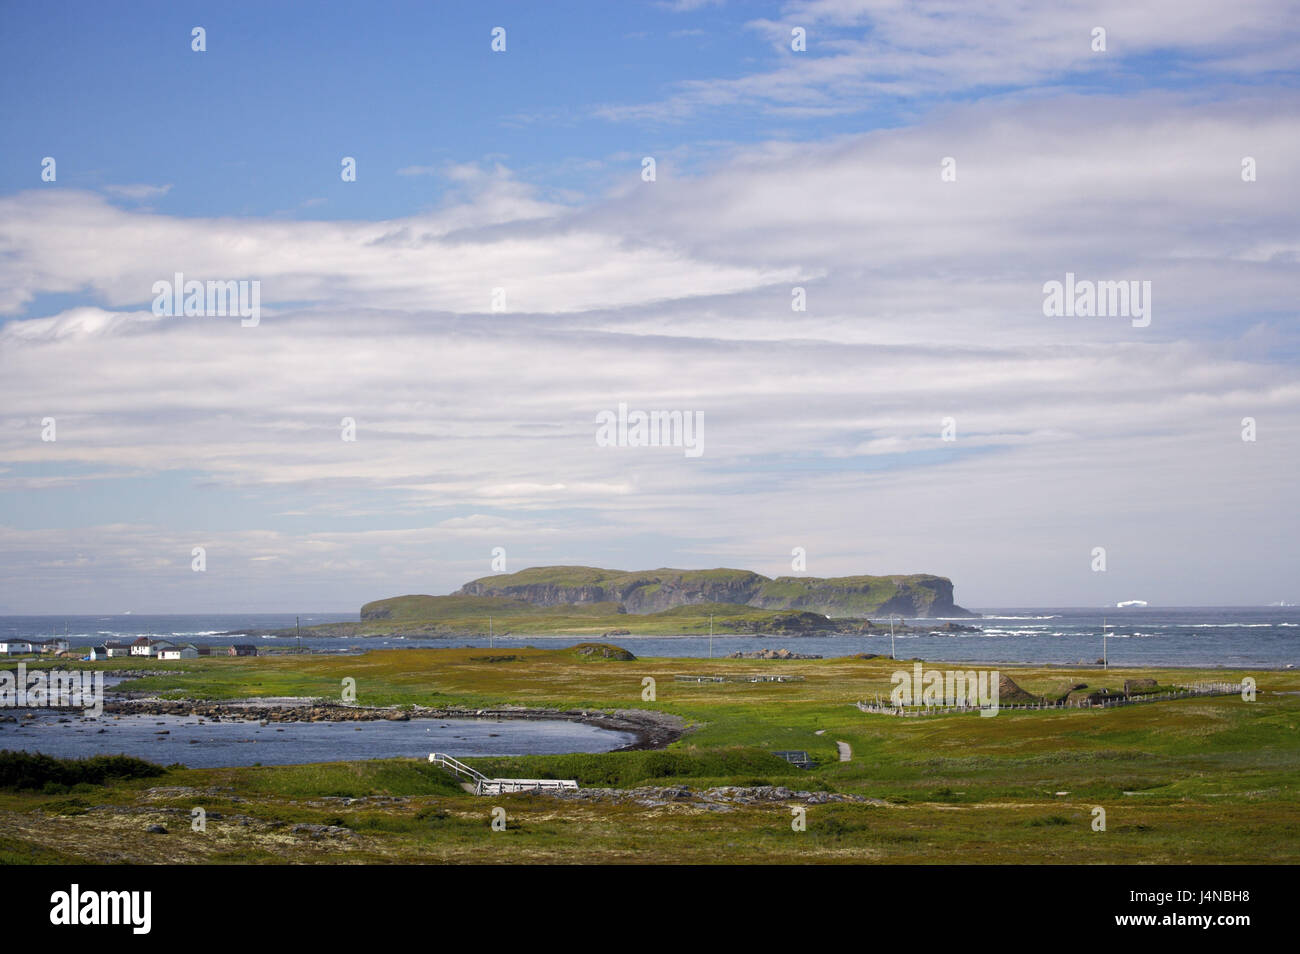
[2,92,1297,610]
[0,167,799,317]
[102,183,173,201]
[596,0,1300,121]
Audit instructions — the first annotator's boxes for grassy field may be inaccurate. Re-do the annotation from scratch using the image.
[1,647,1297,864]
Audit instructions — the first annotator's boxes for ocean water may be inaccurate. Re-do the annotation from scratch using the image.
[2,607,1297,668]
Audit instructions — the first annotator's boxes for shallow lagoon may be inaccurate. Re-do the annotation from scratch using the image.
[0,711,637,768]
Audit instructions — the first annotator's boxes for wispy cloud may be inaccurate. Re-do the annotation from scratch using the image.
[102,183,173,201]
[596,0,1300,122]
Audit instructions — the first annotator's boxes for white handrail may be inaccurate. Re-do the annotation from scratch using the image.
[429,752,580,796]
[428,752,490,784]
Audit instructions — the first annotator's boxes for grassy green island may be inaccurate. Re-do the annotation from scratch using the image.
[2,646,1297,864]
[262,564,975,639]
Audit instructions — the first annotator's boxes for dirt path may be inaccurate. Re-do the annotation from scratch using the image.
[836,740,852,762]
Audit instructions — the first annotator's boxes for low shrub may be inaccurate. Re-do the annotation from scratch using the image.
[0,750,165,791]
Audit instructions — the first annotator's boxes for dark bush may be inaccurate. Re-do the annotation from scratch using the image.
[0,750,166,790]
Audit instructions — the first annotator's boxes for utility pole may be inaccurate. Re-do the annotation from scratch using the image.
[296,616,301,655]
[489,616,493,649]
[708,614,713,660]
[889,615,896,661]
[1102,616,1109,670]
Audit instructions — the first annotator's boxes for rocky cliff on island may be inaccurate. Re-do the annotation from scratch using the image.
[446,565,972,619]
[303,565,977,639]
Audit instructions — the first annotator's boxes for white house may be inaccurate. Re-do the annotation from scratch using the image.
[104,641,133,658]
[27,638,71,654]
[130,637,175,657]
[158,644,199,660]
[0,640,34,655]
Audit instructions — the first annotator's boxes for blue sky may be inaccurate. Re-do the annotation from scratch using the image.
[6,0,1288,235]
[3,1,816,229]
[1,1,1298,612]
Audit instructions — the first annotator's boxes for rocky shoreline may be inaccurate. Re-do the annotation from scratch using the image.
[726,648,822,659]
[101,697,687,752]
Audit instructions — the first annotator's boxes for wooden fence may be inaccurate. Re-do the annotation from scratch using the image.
[855,681,1242,717]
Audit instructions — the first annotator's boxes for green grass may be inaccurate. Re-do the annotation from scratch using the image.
[468,747,800,788]
[2,648,1297,863]
[462,565,766,590]
[359,593,627,622]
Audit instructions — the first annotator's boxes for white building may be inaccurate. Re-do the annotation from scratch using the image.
[0,640,34,655]
[158,644,199,660]
[130,637,175,657]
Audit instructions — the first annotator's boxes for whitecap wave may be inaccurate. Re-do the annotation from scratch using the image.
[980,615,1061,620]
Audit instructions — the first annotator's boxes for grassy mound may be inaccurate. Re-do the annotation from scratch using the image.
[567,643,637,661]
[997,673,1041,705]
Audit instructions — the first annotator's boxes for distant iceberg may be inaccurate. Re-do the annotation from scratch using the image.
[1116,600,1148,608]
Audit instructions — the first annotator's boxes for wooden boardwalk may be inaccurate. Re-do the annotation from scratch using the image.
[428,752,579,796]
